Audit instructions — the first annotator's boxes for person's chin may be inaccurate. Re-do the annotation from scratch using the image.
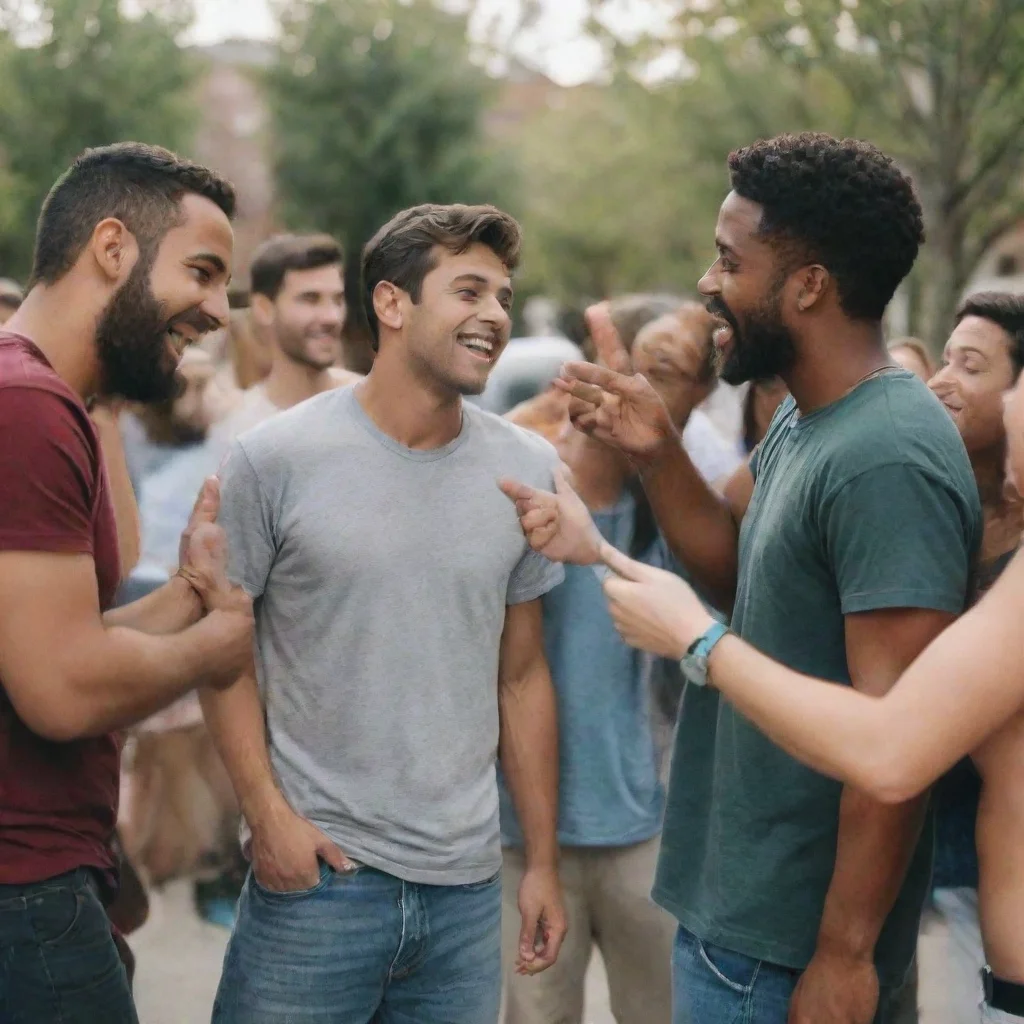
[456,376,488,397]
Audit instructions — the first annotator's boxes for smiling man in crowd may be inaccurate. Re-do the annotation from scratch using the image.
[0,142,253,1023]
[203,204,567,1024]
[502,132,981,1024]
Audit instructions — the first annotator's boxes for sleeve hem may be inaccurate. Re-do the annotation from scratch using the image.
[507,566,565,605]
[0,533,94,555]
[841,590,965,615]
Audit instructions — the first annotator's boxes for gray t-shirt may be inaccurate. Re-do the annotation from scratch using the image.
[218,385,564,885]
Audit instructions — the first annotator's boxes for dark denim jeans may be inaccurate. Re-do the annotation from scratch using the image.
[212,861,502,1024]
[672,926,913,1024]
[0,867,137,1024]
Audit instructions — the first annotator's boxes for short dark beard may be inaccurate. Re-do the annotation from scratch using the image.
[277,322,338,372]
[712,276,798,386]
[95,253,179,403]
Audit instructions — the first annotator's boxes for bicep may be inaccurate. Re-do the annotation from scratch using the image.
[498,599,547,686]
[844,606,957,696]
[0,551,103,733]
[722,458,755,524]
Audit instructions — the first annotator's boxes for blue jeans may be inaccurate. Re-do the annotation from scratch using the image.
[212,862,502,1023]
[672,926,912,1024]
[0,867,137,1024]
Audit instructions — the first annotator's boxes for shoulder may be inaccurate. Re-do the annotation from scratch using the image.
[467,401,560,471]
[845,373,973,481]
[234,387,350,472]
[0,380,94,452]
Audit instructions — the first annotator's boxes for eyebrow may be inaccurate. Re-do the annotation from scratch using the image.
[955,345,989,359]
[715,239,738,258]
[453,273,513,302]
[191,252,230,279]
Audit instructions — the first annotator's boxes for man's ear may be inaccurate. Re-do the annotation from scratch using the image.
[794,264,829,312]
[373,281,404,333]
[87,218,139,284]
[250,292,276,330]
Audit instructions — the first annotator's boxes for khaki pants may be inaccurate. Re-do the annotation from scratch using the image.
[502,837,674,1024]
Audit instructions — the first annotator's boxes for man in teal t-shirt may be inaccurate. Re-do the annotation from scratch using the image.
[500,132,982,1024]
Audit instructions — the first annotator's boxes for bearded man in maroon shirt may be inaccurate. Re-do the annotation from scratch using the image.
[0,142,254,1023]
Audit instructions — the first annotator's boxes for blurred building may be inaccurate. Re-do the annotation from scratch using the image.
[968,223,1024,296]
[192,41,277,293]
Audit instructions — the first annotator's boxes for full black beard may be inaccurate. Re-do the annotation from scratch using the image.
[95,256,179,403]
[711,284,798,386]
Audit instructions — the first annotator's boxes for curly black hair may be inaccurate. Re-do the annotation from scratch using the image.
[31,141,236,287]
[728,133,924,321]
[956,291,1024,375]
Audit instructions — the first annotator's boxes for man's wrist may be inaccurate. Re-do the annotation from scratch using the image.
[814,927,877,963]
[633,431,681,475]
[169,572,205,621]
[242,785,289,831]
[677,610,717,659]
[524,853,559,873]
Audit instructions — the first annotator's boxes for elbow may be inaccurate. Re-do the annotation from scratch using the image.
[857,749,927,805]
[15,689,108,744]
[21,707,91,744]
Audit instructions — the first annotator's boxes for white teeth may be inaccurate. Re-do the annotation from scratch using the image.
[461,335,495,355]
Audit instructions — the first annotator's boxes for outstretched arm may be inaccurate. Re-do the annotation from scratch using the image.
[598,543,1024,803]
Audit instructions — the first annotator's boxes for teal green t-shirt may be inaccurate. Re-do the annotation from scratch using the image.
[653,370,981,983]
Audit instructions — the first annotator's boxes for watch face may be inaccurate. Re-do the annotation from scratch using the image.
[681,653,709,687]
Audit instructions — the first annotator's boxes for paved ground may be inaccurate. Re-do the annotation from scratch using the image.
[128,880,616,1024]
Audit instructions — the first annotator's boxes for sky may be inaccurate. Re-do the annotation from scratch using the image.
[183,0,671,86]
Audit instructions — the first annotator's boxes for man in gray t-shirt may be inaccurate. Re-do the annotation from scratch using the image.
[205,204,567,1024]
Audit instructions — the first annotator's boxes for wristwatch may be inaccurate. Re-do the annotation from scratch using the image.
[679,621,730,687]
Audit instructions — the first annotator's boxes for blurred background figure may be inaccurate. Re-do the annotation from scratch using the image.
[889,337,937,382]
[116,347,238,921]
[741,376,790,454]
[0,278,23,325]
[215,232,359,441]
[475,335,583,417]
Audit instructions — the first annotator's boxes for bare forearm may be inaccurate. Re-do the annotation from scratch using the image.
[642,442,739,609]
[817,788,929,958]
[60,615,234,738]
[102,575,202,635]
[499,671,559,868]
[708,638,903,795]
[199,671,283,825]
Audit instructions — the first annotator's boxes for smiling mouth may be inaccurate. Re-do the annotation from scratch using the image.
[458,333,498,361]
[165,328,193,360]
[711,319,734,349]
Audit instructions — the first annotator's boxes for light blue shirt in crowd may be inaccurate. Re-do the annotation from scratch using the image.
[499,492,667,848]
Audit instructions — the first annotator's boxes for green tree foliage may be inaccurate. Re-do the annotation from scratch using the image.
[265,0,514,365]
[0,0,197,280]
[579,0,1024,345]
[514,36,828,306]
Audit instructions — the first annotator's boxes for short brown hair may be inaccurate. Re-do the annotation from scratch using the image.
[250,233,344,300]
[361,203,522,350]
